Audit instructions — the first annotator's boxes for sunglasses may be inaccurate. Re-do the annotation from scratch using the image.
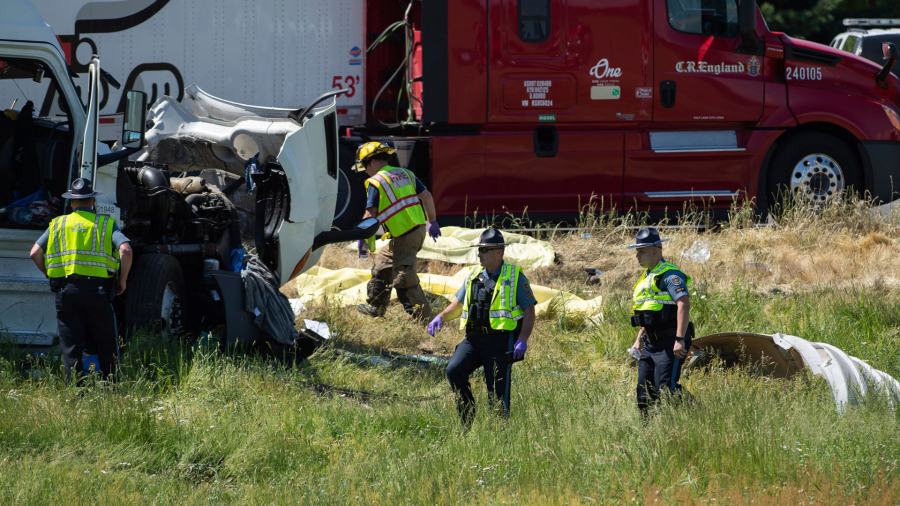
[478,247,502,254]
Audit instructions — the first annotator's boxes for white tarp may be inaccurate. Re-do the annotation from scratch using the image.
[689,332,900,412]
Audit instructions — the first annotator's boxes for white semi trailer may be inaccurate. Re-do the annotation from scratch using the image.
[27,0,366,126]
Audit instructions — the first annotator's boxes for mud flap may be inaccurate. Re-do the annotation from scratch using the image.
[210,270,262,347]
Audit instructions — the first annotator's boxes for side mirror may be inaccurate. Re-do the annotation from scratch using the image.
[96,89,148,166]
[122,90,147,149]
[738,0,760,55]
[877,42,899,89]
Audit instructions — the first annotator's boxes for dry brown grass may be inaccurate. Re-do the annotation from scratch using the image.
[303,199,900,303]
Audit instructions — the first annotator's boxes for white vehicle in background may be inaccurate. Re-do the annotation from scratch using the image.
[0,0,376,348]
[830,19,900,78]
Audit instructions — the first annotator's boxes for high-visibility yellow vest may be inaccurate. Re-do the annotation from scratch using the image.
[45,209,120,278]
[460,264,525,331]
[365,166,427,237]
[632,260,691,313]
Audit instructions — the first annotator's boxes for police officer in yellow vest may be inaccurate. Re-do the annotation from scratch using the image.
[627,227,693,417]
[355,142,440,320]
[427,229,537,425]
[29,178,133,382]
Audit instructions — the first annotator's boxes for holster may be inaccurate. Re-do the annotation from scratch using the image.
[49,277,62,293]
[644,321,695,345]
[630,305,677,329]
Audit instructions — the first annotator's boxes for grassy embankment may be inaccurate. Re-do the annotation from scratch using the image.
[1,200,899,505]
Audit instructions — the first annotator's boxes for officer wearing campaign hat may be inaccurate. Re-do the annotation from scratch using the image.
[427,228,538,425]
[29,178,133,383]
[627,227,694,417]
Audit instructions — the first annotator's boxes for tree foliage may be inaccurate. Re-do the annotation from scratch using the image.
[760,0,900,44]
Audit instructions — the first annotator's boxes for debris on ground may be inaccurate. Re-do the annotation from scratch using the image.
[349,227,557,270]
[303,320,331,340]
[584,268,604,285]
[681,240,711,263]
[744,261,772,273]
[289,299,307,316]
[687,332,900,411]
[335,349,449,369]
[286,265,602,323]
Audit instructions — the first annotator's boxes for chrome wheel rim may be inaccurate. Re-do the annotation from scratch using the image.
[789,154,845,206]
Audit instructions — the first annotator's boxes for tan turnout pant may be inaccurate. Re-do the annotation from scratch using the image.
[366,224,433,320]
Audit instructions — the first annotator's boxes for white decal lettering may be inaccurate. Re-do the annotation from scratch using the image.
[786,66,823,81]
[676,61,748,74]
[590,59,623,80]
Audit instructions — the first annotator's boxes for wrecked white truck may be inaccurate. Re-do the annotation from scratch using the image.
[0,1,376,347]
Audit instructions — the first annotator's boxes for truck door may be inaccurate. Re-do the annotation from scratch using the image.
[482,0,653,215]
[653,0,764,122]
[622,0,763,209]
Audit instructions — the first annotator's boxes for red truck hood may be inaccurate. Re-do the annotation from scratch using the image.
[781,35,900,106]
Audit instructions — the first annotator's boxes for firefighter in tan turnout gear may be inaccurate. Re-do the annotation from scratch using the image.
[355,142,441,320]
[29,178,133,383]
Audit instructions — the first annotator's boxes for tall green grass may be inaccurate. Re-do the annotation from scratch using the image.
[3,197,900,504]
[0,286,898,505]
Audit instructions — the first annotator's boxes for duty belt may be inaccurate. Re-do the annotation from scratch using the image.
[466,324,508,336]
[642,327,676,345]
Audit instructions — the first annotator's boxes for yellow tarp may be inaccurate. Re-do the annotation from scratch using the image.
[349,226,557,271]
[287,265,602,323]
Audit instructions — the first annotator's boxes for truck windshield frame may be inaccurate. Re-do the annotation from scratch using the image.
[666,0,740,38]
[518,0,551,43]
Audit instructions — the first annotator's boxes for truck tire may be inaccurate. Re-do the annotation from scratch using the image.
[766,132,862,210]
[124,254,186,340]
[332,143,367,231]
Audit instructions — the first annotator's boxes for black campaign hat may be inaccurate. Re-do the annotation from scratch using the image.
[626,227,670,249]
[471,228,507,248]
[61,178,102,199]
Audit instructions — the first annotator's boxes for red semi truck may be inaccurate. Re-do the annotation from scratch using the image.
[364,0,900,224]
[23,0,900,226]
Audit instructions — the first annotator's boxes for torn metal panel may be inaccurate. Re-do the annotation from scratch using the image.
[688,332,900,411]
[135,84,301,175]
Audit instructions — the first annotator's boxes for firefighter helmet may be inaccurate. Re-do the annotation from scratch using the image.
[355,141,397,171]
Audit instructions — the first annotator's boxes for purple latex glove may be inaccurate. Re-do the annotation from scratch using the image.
[357,239,367,258]
[427,220,441,242]
[427,315,443,337]
[513,340,528,360]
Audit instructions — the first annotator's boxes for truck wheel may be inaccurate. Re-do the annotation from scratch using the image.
[766,132,862,210]
[332,143,367,231]
[124,254,186,340]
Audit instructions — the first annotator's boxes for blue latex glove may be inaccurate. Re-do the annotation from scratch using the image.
[427,220,441,242]
[513,340,528,360]
[427,315,443,337]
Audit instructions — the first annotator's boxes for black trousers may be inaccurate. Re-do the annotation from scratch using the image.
[55,279,119,383]
[445,332,515,424]
[636,335,690,417]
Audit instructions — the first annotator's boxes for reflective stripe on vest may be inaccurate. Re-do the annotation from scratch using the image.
[45,210,120,278]
[460,263,525,331]
[631,260,691,313]
[366,167,427,236]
